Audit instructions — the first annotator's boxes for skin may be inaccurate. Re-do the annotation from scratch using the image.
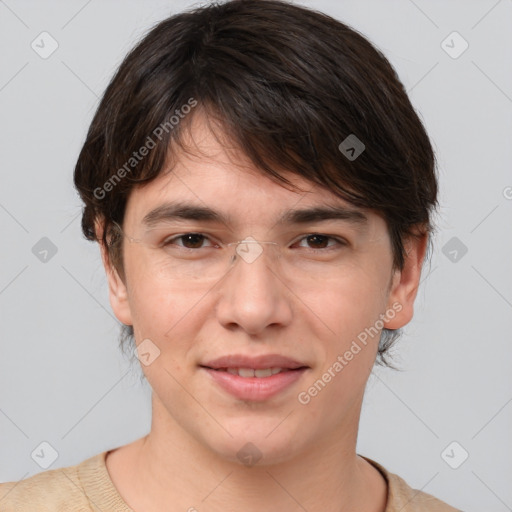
[97,112,428,512]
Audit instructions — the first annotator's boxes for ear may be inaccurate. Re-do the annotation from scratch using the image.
[383,231,429,329]
[95,218,133,326]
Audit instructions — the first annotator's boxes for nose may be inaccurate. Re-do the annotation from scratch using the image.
[215,240,293,336]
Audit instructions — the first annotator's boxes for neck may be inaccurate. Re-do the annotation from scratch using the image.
[108,395,387,512]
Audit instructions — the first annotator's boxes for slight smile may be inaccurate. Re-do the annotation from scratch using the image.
[200,354,310,401]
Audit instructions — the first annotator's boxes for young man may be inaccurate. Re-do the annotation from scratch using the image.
[0,0,460,510]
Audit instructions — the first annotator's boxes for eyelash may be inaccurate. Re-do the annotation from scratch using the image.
[160,233,348,251]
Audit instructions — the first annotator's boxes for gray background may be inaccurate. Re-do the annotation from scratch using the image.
[1,0,511,510]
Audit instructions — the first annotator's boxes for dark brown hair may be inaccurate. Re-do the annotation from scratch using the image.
[73,0,438,365]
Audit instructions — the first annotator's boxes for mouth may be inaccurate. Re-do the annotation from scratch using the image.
[210,367,296,378]
[200,354,309,401]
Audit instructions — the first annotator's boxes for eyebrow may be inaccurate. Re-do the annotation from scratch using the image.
[141,201,368,229]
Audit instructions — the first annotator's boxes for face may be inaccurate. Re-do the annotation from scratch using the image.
[100,113,426,466]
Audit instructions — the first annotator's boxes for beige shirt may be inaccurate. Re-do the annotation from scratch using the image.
[0,451,460,511]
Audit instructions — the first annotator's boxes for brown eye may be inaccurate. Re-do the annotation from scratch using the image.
[296,234,344,250]
[304,234,330,249]
[163,233,212,249]
[180,234,207,249]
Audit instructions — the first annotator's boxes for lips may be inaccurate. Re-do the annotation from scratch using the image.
[202,354,307,371]
[200,354,309,401]
[222,367,285,377]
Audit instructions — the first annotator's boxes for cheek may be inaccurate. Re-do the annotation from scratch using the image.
[297,262,390,342]
[296,272,387,418]
[124,251,204,345]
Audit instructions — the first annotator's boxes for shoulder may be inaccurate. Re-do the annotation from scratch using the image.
[0,451,110,512]
[362,456,462,512]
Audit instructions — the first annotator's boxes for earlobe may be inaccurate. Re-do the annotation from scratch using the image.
[95,218,133,327]
[384,232,429,330]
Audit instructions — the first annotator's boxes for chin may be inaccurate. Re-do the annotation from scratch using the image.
[201,418,309,467]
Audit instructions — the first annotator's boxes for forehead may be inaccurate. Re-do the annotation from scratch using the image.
[123,112,384,233]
